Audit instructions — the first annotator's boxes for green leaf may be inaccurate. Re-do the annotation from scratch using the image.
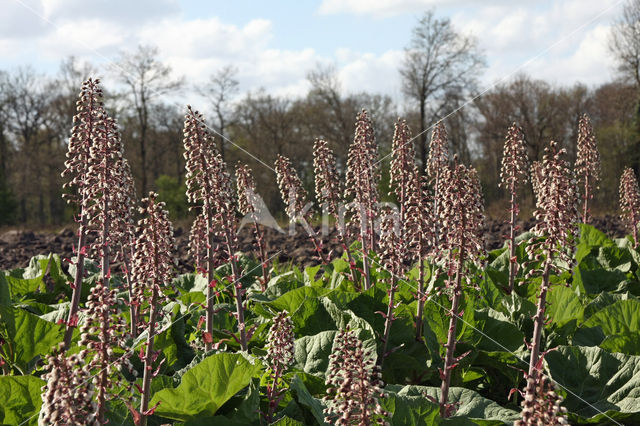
[0,306,65,372]
[0,274,11,306]
[151,353,263,422]
[576,224,614,264]
[546,346,640,421]
[289,374,328,426]
[382,393,439,425]
[387,385,520,423]
[573,300,640,354]
[271,415,305,425]
[0,375,45,426]
[294,330,337,376]
[572,265,628,295]
[582,292,634,321]
[545,285,584,327]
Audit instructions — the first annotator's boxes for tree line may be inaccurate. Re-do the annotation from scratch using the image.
[1,4,640,226]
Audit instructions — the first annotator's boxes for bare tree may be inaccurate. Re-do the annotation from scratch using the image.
[113,45,183,194]
[198,65,239,160]
[609,0,640,175]
[610,0,640,86]
[400,10,485,172]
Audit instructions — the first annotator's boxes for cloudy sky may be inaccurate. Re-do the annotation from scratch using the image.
[0,0,624,105]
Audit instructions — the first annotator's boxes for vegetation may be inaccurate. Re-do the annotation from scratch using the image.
[1,73,640,425]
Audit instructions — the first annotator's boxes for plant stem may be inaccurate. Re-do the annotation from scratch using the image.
[439,245,465,418]
[63,215,87,350]
[583,174,590,224]
[380,276,397,367]
[507,189,517,294]
[415,258,425,340]
[205,209,215,352]
[528,263,551,379]
[252,220,269,291]
[140,287,159,426]
[122,247,137,338]
[96,287,109,424]
[224,229,248,352]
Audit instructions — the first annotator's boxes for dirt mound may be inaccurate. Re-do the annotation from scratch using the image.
[0,216,629,274]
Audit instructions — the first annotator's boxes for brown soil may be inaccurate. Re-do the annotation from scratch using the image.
[0,215,628,274]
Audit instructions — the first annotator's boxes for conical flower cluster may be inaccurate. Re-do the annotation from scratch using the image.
[427,121,449,181]
[40,344,97,425]
[324,329,388,425]
[516,374,568,426]
[575,114,600,223]
[437,159,485,274]
[620,167,640,247]
[131,192,176,330]
[275,154,310,221]
[500,123,528,191]
[79,278,134,423]
[390,119,418,221]
[61,78,104,208]
[313,138,342,218]
[344,110,379,239]
[526,141,578,276]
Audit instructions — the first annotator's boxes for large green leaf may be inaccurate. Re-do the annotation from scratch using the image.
[382,393,439,425]
[545,285,584,327]
[573,265,628,295]
[289,374,328,426]
[573,300,640,353]
[575,224,614,264]
[387,385,520,423]
[546,346,640,421]
[294,330,337,376]
[0,375,45,426]
[151,353,263,422]
[0,306,65,372]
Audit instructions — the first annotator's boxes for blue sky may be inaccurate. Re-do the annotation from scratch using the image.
[0,0,623,107]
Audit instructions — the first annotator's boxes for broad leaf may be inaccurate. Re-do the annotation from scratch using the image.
[0,375,45,426]
[0,306,65,372]
[546,346,640,421]
[151,353,262,421]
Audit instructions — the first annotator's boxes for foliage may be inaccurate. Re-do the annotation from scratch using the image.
[0,222,639,424]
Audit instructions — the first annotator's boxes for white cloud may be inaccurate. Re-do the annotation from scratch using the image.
[317,0,529,17]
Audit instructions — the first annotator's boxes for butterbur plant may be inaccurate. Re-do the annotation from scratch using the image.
[397,120,435,339]
[236,163,270,288]
[263,310,295,423]
[324,328,388,425]
[344,110,380,290]
[390,119,418,224]
[575,114,600,223]
[40,343,97,425]
[499,123,528,294]
[525,141,577,382]
[132,193,175,426]
[437,158,485,418]
[515,373,568,425]
[530,161,544,205]
[313,138,357,283]
[427,121,449,239]
[378,209,407,365]
[619,167,640,248]
[405,170,434,340]
[78,279,134,423]
[62,79,136,347]
[275,154,327,263]
[183,106,247,351]
[61,78,104,349]
[188,212,208,273]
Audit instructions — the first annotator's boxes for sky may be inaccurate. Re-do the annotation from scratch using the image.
[0,0,624,107]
